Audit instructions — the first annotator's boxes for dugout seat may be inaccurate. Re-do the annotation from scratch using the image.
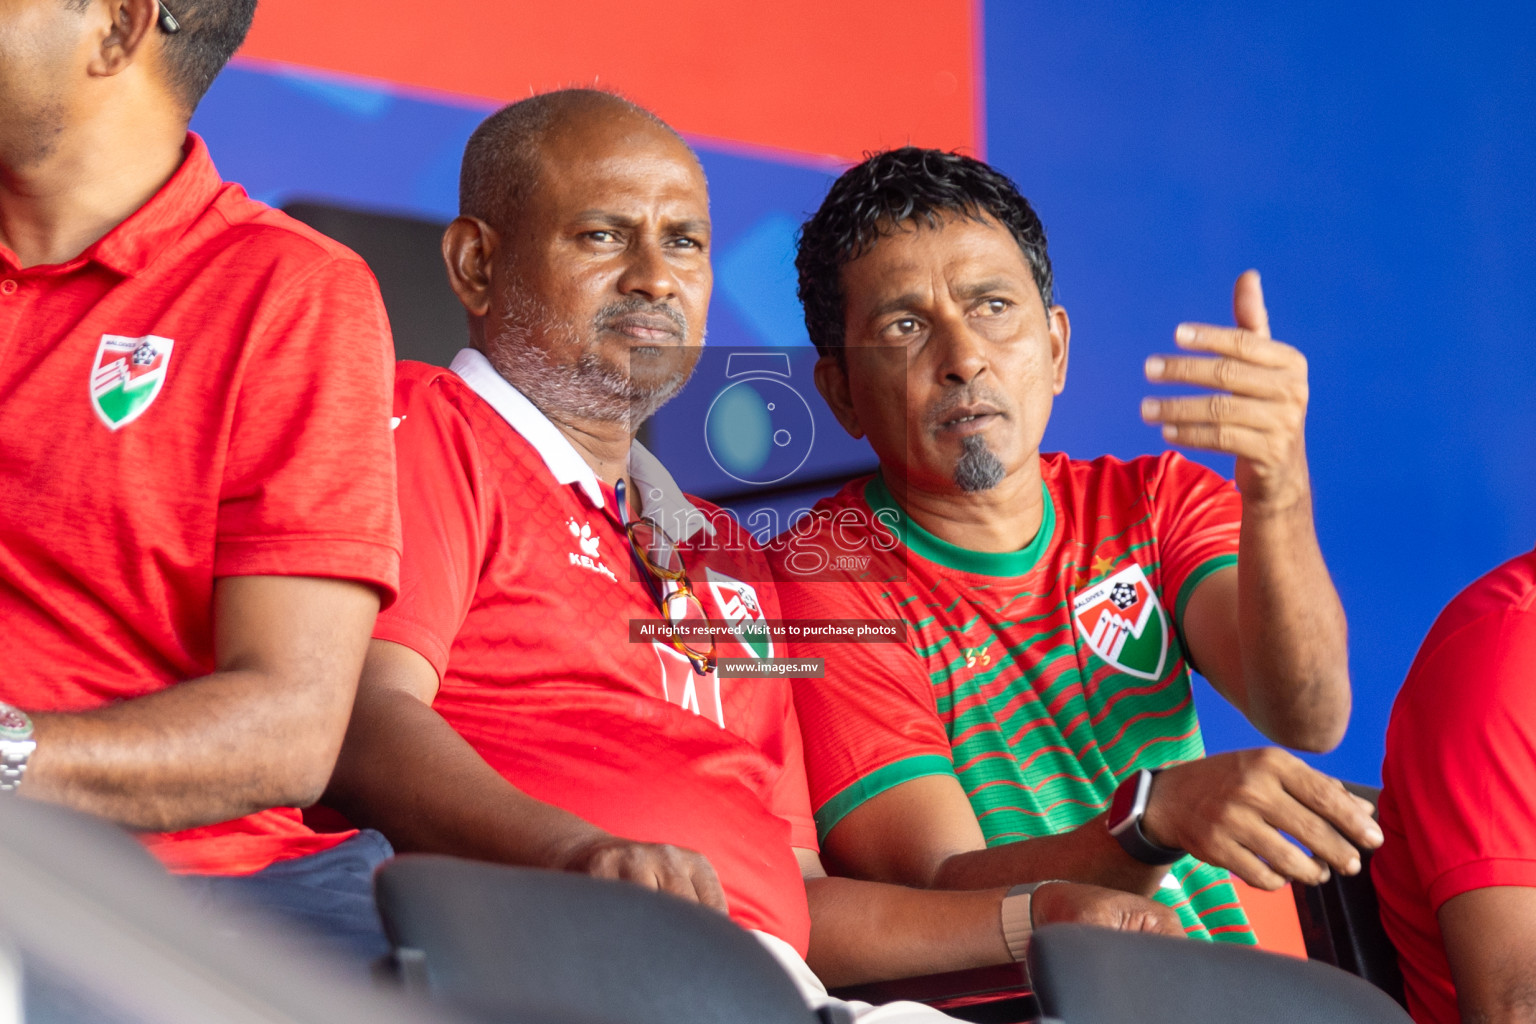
[1027,923,1413,1024]
[1291,782,1407,1007]
[375,854,837,1024]
[376,854,1050,1024]
[0,797,458,1024]
[281,202,463,368]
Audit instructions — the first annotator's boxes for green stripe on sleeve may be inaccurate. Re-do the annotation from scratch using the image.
[813,754,957,842]
[1174,554,1238,633]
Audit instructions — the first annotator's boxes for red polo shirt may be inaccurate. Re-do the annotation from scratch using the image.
[0,133,401,875]
[1374,549,1536,1024]
[373,353,816,955]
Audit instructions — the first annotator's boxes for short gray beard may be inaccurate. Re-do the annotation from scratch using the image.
[482,287,695,431]
[954,435,1006,492]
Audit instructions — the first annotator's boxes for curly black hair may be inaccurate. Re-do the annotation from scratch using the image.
[795,147,1053,358]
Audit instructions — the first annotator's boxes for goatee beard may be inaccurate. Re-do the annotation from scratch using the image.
[954,434,1005,492]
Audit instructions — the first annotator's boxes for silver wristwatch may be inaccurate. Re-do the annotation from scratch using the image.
[0,703,36,793]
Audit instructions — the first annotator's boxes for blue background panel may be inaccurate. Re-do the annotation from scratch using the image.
[984,1,1536,783]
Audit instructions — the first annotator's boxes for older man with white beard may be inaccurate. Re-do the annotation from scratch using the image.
[323,89,1187,1019]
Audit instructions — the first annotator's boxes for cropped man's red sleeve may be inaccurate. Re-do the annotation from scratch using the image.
[778,575,953,843]
[1147,452,1243,631]
[215,256,401,601]
[370,373,487,677]
[1387,605,1536,911]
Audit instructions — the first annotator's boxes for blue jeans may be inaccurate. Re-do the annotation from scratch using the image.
[182,829,394,966]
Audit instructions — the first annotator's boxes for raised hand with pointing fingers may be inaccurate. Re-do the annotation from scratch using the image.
[1135,270,1350,755]
[1141,270,1312,514]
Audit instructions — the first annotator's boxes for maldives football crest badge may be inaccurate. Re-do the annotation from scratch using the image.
[1072,563,1168,680]
[704,568,772,660]
[90,335,174,430]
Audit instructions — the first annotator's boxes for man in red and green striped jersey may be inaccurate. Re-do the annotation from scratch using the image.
[767,147,1382,943]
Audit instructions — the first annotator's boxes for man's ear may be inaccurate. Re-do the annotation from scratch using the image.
[813,354,864,440]
[90,0,160,78]
[442,216,498,318]
[1048,304,1071,396]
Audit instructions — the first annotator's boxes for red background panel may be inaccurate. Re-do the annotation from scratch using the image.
[238,0,981,162]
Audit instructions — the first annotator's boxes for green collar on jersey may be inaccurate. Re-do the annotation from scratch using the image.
[864,473,1057,578]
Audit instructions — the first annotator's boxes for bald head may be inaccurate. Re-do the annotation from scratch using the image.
[441,87,711,434]
[459,89,697,232]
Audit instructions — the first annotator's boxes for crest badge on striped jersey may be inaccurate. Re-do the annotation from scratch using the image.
[1072,563,1168,680]
[90,334,174,430]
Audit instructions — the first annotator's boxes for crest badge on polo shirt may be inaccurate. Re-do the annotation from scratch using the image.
[90,334,174,431]
[704,568,772,659]
[1072,563,1169,680]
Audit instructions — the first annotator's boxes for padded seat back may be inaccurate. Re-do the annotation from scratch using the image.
[0,798,454,1024]
[1291,783,1406,1006]
[1027,923,1413,1024]
[375,854,818,1024]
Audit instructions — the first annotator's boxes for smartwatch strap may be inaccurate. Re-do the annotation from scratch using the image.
[1109,769,1185,866]
[1000,880,1063,962]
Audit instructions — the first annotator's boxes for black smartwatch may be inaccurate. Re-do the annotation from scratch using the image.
[1107,768,1184,865]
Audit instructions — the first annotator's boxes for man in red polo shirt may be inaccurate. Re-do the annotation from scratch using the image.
[0,0,400,959]
[1373,546,1536,1024]
[325,89,1183,1021]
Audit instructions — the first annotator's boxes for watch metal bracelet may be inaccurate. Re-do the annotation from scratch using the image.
[0,753,28,793]
[0,703,36,794]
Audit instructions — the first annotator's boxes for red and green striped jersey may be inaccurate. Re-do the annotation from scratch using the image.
[770,451,1252,943]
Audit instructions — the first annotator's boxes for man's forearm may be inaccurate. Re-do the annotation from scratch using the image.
[1236,495,1351,751]
[804,876,1011,987]
[928,812,1166,897]
[324,687,609,867]
[1441,887,1536,1024]
[23,575,377,833]
[1143,273,1349,752]
[26,668,349,832]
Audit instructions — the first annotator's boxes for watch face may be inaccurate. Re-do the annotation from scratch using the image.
[1108,772,1139,829]
[0,706,32,741]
